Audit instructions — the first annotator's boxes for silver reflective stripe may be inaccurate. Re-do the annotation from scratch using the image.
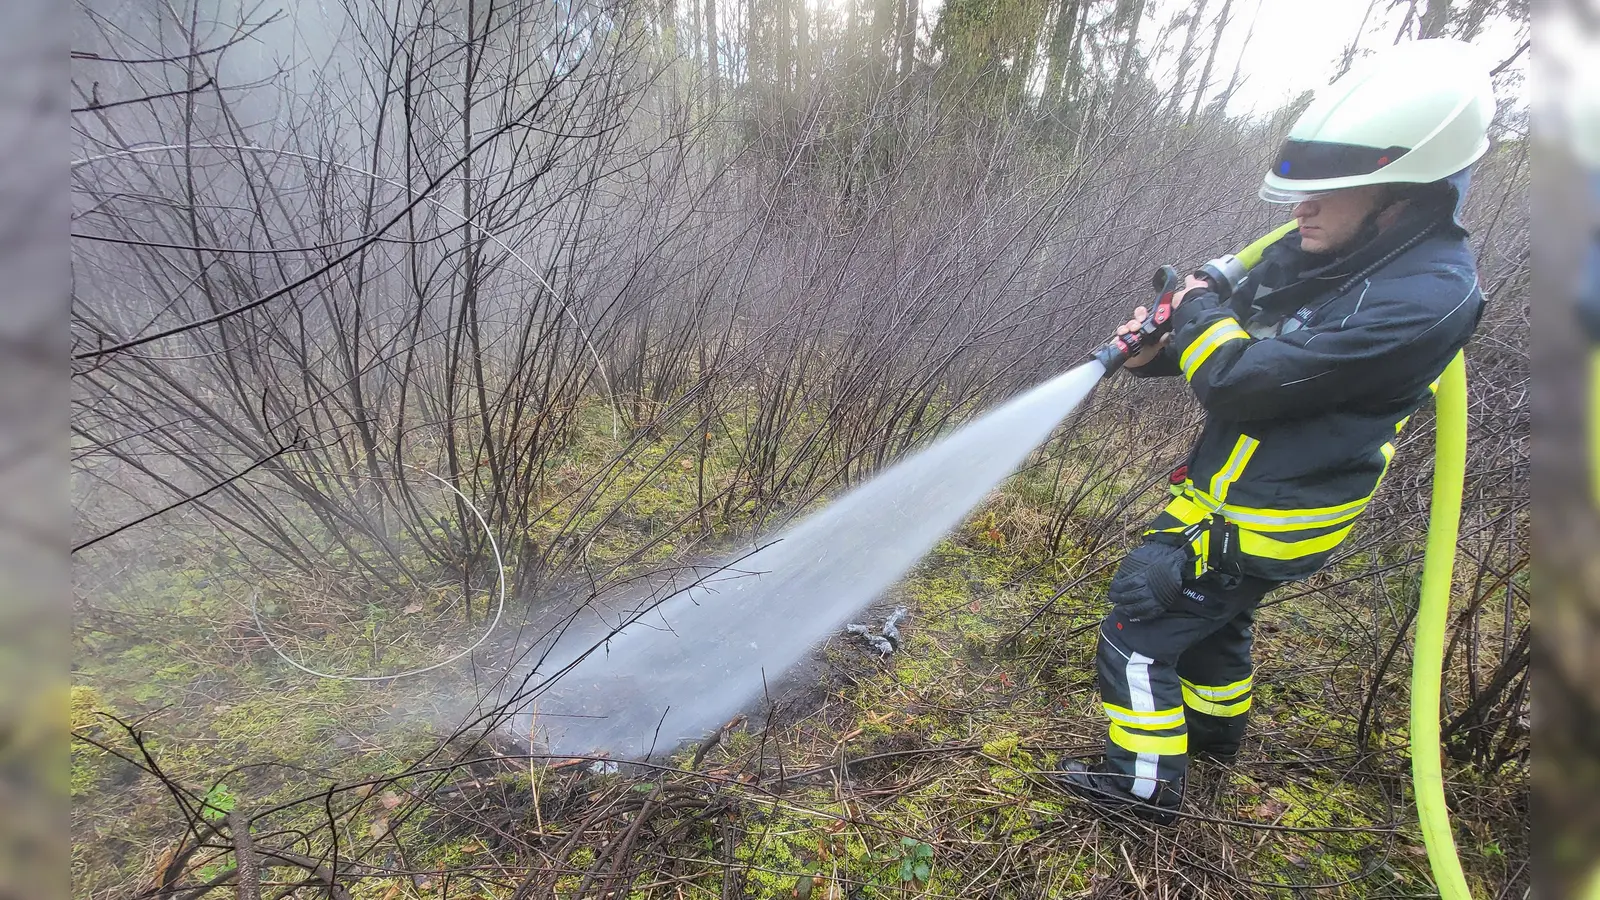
[1180,676,1252,700]
[1127,651,1159,800]
[1104,706,1186,728]
[1180,321,1249,377]
[1208,436,1259,502]
[1220,503,1366,528]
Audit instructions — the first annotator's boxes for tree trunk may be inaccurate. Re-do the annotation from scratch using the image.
[775,0,791,93]
[705,0,720,106]
[897,0,915,100]
[1111,0,1147,106]
[1219,0,1262,111]
[1418,0,1452,38]
[1061,0,1089,110]
[689,0,702,67]
[1334,0,1379,80]
[796,0,810,88]
[1394,0,1419,43]
[1453,0,1496,40]
[871,0,895,80]
[745,0,759,87]
[1042,0,1080,108]
[1185,0,1234,125]
[1166,0,1210,118]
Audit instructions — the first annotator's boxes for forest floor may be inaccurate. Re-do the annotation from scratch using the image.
[72,408,1528,899]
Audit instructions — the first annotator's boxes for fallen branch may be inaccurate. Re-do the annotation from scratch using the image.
[692,715,748,768]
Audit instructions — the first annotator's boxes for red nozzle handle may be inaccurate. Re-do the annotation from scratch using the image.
[1093,265,1183,373]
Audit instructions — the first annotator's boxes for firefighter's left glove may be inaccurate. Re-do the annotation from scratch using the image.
[1108,540,1188,622]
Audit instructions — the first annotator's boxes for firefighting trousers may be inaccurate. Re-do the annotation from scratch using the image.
[1095,569,1279,801]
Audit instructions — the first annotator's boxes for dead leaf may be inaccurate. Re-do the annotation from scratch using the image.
[369,817,390,839]
[680,458,694,469]
[380,791,402,810]
[1252,799,1289,819]
[402,603,424,615]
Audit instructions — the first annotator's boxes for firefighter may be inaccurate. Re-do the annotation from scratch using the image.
[1055,39,1497,824]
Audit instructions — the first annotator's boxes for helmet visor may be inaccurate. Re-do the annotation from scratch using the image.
[1258,183,1331,204]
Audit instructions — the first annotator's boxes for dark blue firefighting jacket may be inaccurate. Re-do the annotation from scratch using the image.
[1130,178,1483,582]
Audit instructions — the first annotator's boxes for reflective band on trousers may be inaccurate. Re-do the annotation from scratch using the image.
[1183,690,1252,717]
[1109,724,1188,756]
[1181,676,1253,717]
[1103,702,1186,729]
[1181,675,1251,700]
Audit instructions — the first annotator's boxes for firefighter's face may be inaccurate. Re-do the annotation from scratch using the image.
[1291,185,1389,255]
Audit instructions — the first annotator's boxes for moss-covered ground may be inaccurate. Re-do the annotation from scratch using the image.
[72,404,1527,899]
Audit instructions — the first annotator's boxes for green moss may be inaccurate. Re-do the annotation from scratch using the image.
[71,391,1527,900]
[733,813,816,897]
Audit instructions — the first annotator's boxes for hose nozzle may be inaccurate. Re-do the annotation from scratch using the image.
[1093,265,1182,374]
[1092,221,1298,375]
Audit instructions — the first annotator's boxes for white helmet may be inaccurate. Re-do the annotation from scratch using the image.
[1260,39,1496,204]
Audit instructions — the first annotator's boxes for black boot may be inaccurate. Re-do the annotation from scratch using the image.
[1189,743,1239,765]
[1050,761,1183,826]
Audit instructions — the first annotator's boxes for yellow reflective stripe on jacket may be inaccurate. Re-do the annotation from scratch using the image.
[1164,492,1213,522]
[1170,484,1371,535]
[1208,436,1258,502]
[1218,495,1370,532]
[1238,522,1356,560]
[1109,724,1188,756]
[1180,318,1250,380]
[1182,689,1253,718]
[1180,675,1251,701]
[1103,703,1186,729]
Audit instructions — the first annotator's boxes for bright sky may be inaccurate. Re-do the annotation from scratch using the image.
[1170,0,1530,119]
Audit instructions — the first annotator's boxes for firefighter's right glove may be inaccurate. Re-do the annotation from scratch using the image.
[1108,541,1188,622]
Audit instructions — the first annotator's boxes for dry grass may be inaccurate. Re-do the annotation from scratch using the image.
[392,534,1526,900]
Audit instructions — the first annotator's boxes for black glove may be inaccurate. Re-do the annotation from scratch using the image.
[1108,540,1188,622]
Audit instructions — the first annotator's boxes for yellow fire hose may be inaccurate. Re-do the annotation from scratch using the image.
[1234,220,1299,269]
[1415,350,1470,900]
[1591,352,1600,512]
